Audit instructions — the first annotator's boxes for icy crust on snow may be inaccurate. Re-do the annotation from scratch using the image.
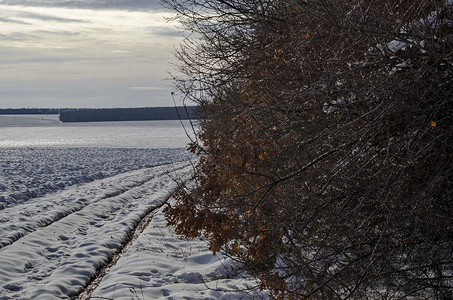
[92,205,268,300]
[0,161,193,299]
[0,118,196,149]
[0,147,192,209]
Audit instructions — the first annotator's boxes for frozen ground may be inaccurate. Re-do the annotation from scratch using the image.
[0,162,192,299]
[0,116,267,299]
[90,203,266,300]
[0,115,195,148]
[0,115,194,208]
[0,147,192,208]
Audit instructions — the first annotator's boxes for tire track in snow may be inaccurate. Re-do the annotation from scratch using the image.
[0,161,193,299]
[0,162,189,250]
[74,196,166,300]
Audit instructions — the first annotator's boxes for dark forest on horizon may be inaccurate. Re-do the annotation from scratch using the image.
[0,108,63,115]
[0,107,200,122]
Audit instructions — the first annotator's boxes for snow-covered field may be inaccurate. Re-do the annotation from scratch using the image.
[0,115,194,148]
[0,115,266,299]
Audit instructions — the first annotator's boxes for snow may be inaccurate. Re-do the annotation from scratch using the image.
[0,147,191,208]
[322,97,345,114]
[387,39,407,53]
[0,162,193,299]
[0,115,195,148]
[386,0,453,54]
[0,117,267,299]
[91,204,267,300]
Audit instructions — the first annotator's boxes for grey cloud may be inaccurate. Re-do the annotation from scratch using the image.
[32,30,82,36]
[0,17,31,25]
[0,32,35,41]
[0,56,94,64]
[0,0,165,11]
[149,26,184,37]
[0,30,81,42]
[0,46,98,64]
[18,11,87,23]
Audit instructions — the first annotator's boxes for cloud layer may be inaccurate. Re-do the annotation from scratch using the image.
[0,0,165,11]
[0,0,183,108]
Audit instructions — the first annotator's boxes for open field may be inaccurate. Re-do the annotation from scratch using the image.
[0,116,266,299]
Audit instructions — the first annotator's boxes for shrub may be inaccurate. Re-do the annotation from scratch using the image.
[164,0,453,298]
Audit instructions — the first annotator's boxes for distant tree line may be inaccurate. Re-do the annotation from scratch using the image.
[0,108,63,115]
[59,106,200,122]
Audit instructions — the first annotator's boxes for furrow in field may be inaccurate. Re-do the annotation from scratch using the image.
[0,161,190,250]
[0,162,193,299]
[74,198,161,300]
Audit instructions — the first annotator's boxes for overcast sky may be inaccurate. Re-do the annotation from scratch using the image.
[0,0,185,108]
